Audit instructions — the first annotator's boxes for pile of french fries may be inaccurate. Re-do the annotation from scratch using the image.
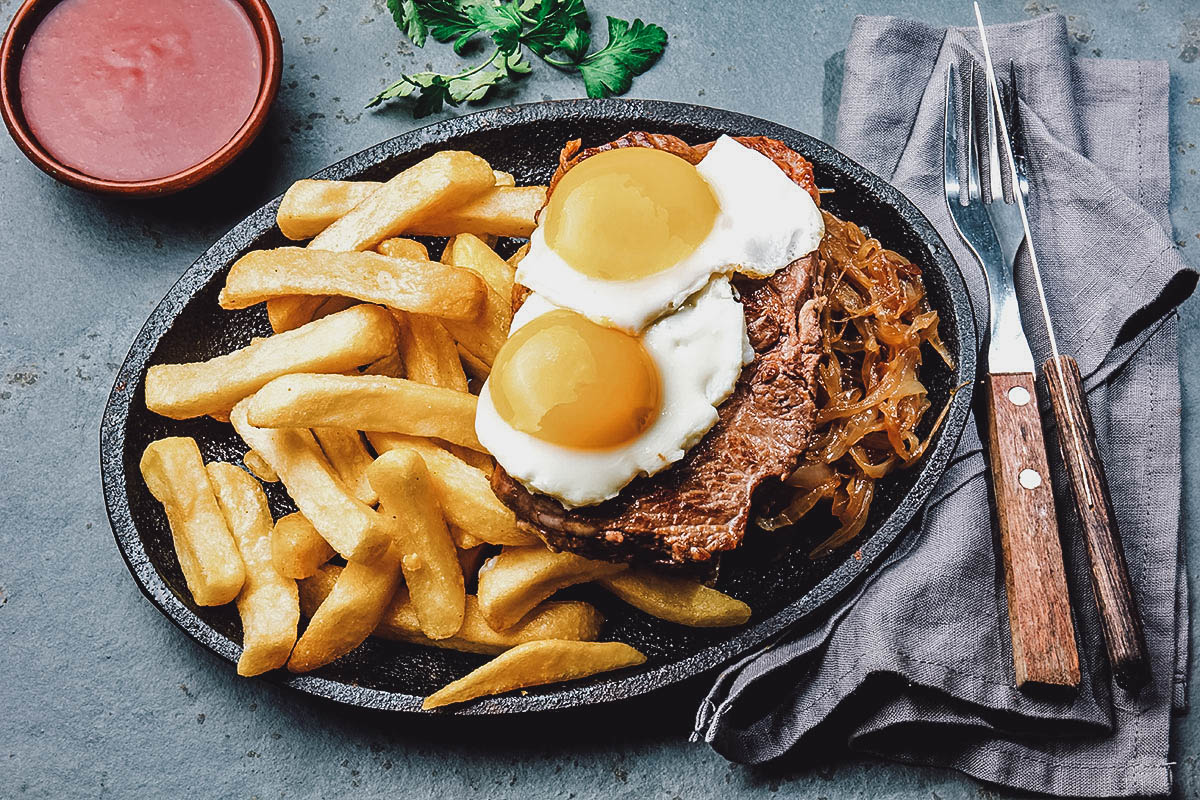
[138,150,751,709]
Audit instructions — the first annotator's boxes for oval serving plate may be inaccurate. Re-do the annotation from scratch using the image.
[101,98,977,715]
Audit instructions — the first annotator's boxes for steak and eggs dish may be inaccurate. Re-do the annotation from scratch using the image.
[479,132,949,568]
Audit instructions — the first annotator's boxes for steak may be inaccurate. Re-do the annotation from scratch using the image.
[491,133,826,566]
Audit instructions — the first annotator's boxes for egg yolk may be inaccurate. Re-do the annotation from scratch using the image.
[490,309,662,449]
[542,147,719,281]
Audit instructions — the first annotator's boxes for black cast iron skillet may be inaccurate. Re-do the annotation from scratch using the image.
[100,99,977,714]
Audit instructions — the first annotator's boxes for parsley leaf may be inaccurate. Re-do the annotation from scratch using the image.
[464,1,524,53]
[420,0,483,54]
[576,17,666,98]
[369,1,667,117]
[521,0,571,57]
[388,0,427,47]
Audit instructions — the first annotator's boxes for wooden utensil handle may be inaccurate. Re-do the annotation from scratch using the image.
[1043,355,1149,691]
[985,372,1081,688]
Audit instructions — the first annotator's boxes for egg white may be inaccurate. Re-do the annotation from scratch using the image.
[475,277,754,508]
[515,135,824,334]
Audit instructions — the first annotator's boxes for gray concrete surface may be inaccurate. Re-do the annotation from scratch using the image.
[2,1,1197,797]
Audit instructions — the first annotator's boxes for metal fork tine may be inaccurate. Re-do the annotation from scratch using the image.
[944,63,960,206]
[966,61,981,203]
[984,73,1005,204]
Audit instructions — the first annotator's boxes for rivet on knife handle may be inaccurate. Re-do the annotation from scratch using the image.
[985,372,1081,689]
[1043,355,1150,690]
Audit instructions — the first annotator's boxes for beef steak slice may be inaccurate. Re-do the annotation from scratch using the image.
[491,133,826,566]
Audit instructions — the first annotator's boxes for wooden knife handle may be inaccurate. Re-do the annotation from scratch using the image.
[1043,355,1149,691]
[985,372,1081,688]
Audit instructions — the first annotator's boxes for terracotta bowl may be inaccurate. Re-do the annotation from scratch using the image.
[0,0,282,197]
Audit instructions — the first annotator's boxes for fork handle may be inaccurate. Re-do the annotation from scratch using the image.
[1042,356,1149,691]
[985,372,1081,688]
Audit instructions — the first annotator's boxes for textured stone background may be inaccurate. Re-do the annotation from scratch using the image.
[2,1,1198,797]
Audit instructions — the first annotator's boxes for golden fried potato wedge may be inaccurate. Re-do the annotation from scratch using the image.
[277,179,378,240]
[423,640,645,709]
[309,151,495,252]
[219,248,486,322]
[139,438,245,606]
[506,242,530,268]
[409,186,544,239]
[243,449,278,482]
[368,432,536,546]
[287,544,404,672]
[368,449,465,639]
[271,512,336,579]
[248,373,482,452]
[277,170,519,241]
[376,237,430,260]
[445,232,515,302]
[361,350,405,378]
[230,400,389,563]
[394,311,469,391]
[145,305,397,420]
[299,566,601,656]
[599,571,751,627]
[206,462,300,676]
[476,546,626,630]
[438,236,512,366]
[267,296,327,333]
[312,427,376,506]
[457,344,491,381]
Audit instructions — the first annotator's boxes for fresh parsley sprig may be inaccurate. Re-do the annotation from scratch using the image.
[369,0,667,118]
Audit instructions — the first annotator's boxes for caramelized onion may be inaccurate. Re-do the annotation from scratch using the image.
[757,210,952,556]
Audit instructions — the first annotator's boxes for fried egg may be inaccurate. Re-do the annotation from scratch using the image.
[515,135,824,333]
[475,277,753,507]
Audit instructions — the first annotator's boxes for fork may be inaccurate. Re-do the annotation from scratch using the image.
[943,61,1081,689]
[999,62,1150,691]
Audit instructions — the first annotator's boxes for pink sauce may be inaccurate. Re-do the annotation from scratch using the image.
[18,0,263,182]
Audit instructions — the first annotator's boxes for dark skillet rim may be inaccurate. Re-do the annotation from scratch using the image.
[100,98,978,715]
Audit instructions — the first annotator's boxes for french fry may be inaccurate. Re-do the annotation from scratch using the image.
[277,170,517,241]
[219,248,486,322]
[394,312,469,391]
[277,179,378,240]
[408,186,545,239]
[507,242,530,268]
[368,449,465,639]
[300,566,603,655]
[361,350,404,378]
[445,443,494,475]
[243,449,278,482]
[267,296,327,333]
[299,566,602,655]
[312,427,376,505]
[376,237,429,260]
[445,233,515,301]
[248,373,483,452]
[368,432,537,546]
[450,525,485,550]
[271,512,336,579]
[599,571,751,627]
[476,546,626,630]
[439,239,511,365]
[230,400,389,563]
[206,462,300,676]
[457,344,491,381]
[287,543,404,672]
[139,438,245,606]
[145,305,397,420]
[423,640,646,709]
[309,151,495,252]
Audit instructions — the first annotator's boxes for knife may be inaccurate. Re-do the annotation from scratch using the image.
[975,4,1150,691]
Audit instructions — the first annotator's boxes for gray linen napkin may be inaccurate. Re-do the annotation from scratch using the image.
[693,14,1197,798]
